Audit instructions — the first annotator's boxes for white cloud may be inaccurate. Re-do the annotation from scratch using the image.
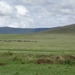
[0,1,34,28]
[0,17,5,26]
[18,0,48,5]
[0,1,13,15]
[15,5,28,16]
[0,0,75,28]
[8,22,18,28]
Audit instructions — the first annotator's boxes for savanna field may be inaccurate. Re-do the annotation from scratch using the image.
[0,33,75,75]
[0,0,75,74]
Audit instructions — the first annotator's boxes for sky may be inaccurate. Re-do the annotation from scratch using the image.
[0,0,75,28]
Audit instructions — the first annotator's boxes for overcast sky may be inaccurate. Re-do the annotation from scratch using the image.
[0,0,75,28]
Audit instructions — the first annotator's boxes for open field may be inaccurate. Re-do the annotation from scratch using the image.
[0,33,75,75]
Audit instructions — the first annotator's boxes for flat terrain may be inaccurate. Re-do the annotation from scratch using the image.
[0,33,75,75]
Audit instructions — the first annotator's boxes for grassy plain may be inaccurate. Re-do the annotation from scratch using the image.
[0,33,75,75]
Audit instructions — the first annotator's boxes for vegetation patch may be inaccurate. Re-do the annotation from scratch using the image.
[0,40,38,42]
[0,63,6,66]
[36,59,53,64]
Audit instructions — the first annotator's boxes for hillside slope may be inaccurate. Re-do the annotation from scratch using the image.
[0,27,50,34]
[40,24,75,34]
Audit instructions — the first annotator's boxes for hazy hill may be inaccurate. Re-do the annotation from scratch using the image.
[0,24,75,34]
[0,27,50,34]
[40,24,75,34]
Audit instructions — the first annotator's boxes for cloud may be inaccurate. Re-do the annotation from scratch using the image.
[0,0,34,28]
[0,17,5,26]
[8,22,18,28]
[0,1,13,15]
[18,0,49,5]
[15,5,28,16]
[0,0,75,28]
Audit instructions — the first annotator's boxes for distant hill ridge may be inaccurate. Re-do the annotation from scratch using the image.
[40,24,75,34]
[0,27,50,34]
[0,24,75,34]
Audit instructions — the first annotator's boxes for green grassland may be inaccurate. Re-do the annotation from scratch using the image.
[0,24,75,75]
[0,33,75,75]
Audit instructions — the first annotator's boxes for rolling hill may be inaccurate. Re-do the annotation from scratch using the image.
[0,27,50,34]
[0,24,75,34]
[40,24,75,34]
